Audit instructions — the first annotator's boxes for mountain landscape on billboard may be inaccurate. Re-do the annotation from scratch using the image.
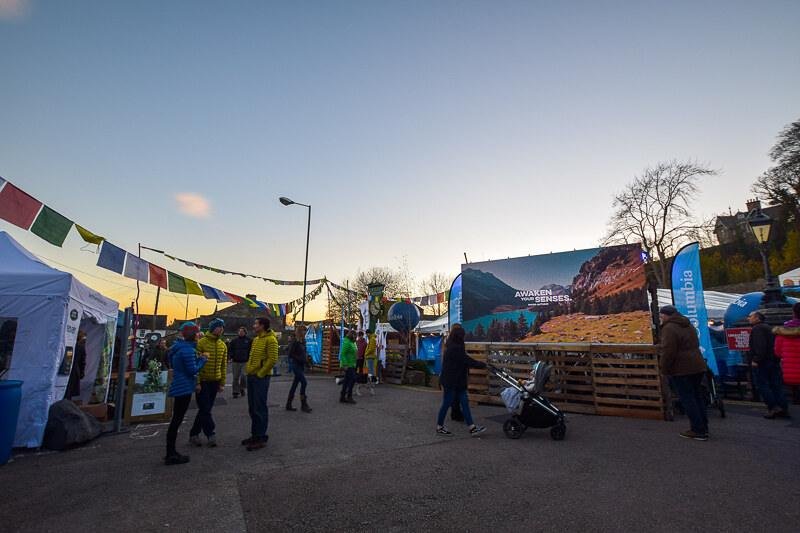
[460,268,518,318]
[570,244,649,316]
[571,245,647,301]
[461,244,653,344]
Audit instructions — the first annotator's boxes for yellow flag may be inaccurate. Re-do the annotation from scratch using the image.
[184,278,204,296]
[75,224,104,245]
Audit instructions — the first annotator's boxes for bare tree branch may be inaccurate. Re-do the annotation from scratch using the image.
[604,159,716,286]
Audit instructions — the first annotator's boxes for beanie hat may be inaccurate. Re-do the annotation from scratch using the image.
[208,318,225,331]
[180,321,199,335]
[659,305,678,316]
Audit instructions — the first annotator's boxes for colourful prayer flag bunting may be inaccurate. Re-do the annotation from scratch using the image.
[0,182,43,230]
[123,253,149,282]
[97,241,126,274]
[30,205,73,247]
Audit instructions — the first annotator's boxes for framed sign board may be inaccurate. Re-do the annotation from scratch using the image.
[125,369,173,423]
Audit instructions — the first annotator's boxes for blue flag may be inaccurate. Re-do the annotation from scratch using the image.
[448,273,462,330]
[671,242,718,375]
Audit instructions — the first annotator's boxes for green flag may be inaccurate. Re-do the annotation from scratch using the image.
[75,224,105,245]
[168,271,187,294]
[30,206,73,246]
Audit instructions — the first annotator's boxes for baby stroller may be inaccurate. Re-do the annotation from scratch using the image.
[488,362,567,440]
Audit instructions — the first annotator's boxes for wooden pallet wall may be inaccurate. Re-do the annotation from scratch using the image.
[466,342,664,420]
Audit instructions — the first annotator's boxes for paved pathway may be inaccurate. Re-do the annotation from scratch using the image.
[2,375,799,532]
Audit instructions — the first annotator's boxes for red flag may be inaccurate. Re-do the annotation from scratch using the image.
[224,292,244,304]
[0,182,43,230]
[436,292,445,304]
[148,264,168,289]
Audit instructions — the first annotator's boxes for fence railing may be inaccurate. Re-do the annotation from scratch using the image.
[466,342,665,420]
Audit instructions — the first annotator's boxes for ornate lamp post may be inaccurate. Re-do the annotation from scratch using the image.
[747,208,792,321]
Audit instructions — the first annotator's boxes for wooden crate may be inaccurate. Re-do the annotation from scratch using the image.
[466,342,664,420]
[383,360,404,385]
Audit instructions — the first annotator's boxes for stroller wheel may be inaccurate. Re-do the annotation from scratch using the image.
[550,422,566,441]
[503,419,525,439]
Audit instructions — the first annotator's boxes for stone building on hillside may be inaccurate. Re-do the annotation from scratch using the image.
[713,199,784,245]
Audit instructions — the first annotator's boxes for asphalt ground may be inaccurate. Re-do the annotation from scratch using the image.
[1,374,799,533]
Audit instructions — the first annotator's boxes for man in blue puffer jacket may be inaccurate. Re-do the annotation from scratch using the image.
[164,322,207,465]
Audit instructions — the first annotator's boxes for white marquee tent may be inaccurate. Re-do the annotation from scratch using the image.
[0,232,119,448]
[656,288,742,320]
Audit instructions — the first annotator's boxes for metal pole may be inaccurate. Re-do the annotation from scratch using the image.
[301,204,311,324]
[184,294,189,320]
[135,244,141,316]
[114,307,132,432]
[760,245,775,287]
[152,285,161,331]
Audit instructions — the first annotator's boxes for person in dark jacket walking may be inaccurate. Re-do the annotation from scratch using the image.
[659,305,709,441]
[164,322,207,465]
[747,311,789,419]
[286,326,312,413]
[436,324,487,437]
[228,326,251,398]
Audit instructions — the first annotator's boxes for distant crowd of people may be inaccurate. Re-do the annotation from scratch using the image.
[159,300,800,463]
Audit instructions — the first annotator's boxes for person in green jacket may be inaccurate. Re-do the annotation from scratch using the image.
[243,317,279,451]
[189,318,227,447]
[340,331,357,404]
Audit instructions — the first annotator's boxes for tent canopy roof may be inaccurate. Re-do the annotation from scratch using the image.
[0,231,118,315]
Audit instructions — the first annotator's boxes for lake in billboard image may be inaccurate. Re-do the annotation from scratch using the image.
[461,243,652,344]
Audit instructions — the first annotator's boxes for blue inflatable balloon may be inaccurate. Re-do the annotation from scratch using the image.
[724,291,799,328]
[388,301,420,333]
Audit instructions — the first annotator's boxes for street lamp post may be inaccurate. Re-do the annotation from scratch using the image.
[279,196,311,324]
[746,208,793,329]
[747,209,780,305]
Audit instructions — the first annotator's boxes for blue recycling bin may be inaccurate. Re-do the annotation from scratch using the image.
[0,380,23,465]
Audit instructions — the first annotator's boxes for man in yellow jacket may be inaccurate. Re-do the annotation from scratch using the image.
[243,317,279,451]
[189,318,227,447]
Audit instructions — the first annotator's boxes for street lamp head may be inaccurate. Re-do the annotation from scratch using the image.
[747,209,773,245]
[279,197,295,206]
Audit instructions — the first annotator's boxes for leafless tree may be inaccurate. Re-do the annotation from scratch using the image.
[418,272,452,316]
[326,266,409,324]
[604,160,717,287]
[753,118,800,227]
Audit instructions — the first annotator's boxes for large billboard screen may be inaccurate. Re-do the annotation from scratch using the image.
[461,243,652,344]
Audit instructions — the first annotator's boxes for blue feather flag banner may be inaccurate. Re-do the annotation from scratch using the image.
[671,242,718,375]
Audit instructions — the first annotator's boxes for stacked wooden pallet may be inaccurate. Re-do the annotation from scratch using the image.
[466,342,664,420]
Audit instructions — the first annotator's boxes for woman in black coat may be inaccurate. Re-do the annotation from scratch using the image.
[436,325,487,437]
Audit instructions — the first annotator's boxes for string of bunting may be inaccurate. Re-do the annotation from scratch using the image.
[0,177,323,318]
[140,245,325,286]
[1,177,445,315]
[325,279,448,307]
[95,240,325,317]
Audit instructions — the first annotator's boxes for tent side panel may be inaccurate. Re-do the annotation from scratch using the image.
[1,295,69,448]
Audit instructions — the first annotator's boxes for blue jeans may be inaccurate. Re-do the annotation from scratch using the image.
[247,375,271,438]
[190,380,219,437]
[288,360,308,397]
[437,388,473,427]
[670,373,708,434]
[753,360,788,411]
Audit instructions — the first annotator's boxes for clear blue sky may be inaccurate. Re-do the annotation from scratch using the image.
[1,0,798,319]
